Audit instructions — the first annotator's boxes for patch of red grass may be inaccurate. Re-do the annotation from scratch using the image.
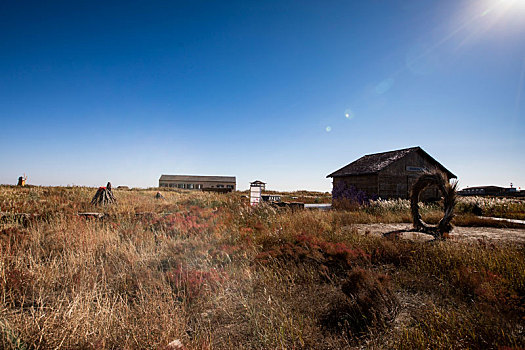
[0,226,30,254]
[165,264,224,302]
[148,207,220,236]
[256,234,369,277]
[454,266,524,316]
[1,264,34,306]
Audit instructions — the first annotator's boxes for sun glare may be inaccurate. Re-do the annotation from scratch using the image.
[448,0,525,47]
[480,0,525,17]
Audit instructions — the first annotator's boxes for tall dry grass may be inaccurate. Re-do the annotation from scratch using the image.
[0,186,523,349]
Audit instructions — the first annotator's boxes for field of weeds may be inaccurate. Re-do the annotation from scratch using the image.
[1,186,524,349]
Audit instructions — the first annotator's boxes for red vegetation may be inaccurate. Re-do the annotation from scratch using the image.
[454,266,525,317]
[165,264,224,302]
[256,234,370,276]
[148,206,220,236]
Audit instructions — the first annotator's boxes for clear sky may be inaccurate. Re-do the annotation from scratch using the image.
[1,0,524,191]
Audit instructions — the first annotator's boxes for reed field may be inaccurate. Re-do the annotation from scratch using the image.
[1,186,524,349]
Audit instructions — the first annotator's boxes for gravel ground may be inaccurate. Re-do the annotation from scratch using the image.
[352,223,525,243]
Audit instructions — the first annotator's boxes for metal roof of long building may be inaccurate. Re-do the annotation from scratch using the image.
[326,146,456,179]
[159,175,236,182]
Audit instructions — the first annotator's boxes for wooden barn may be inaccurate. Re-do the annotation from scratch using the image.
[327,147,456,200]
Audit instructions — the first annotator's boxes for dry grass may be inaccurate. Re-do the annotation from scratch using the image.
[0,186,524,349]
[457,196,525,220]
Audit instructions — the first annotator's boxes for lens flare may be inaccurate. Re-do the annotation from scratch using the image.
[325,126,332,132]
[344,108,355,119]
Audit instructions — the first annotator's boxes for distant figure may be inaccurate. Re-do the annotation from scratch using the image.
[17,174,27,186]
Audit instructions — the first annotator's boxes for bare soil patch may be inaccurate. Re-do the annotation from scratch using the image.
[353,223,525,243]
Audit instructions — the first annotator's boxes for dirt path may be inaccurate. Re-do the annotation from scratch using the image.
[352,223,525,243]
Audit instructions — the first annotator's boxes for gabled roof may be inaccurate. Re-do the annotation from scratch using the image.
[326,147,456,179]
[159,175,236,182]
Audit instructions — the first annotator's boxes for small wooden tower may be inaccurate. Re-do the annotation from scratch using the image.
[250,181,263,206]
[250,180,266,191]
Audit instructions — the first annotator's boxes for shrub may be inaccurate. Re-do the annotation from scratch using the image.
[322,268,398,336]
[456,201,484,216]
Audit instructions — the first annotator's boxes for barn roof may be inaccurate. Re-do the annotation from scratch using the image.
[326,147,456,179]
[159,175,236,182]
[250,180,266,185]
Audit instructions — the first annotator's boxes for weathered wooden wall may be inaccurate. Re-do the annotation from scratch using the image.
[333,174,378,197]
[379,152,442,200]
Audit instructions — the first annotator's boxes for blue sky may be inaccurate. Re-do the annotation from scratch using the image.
[1,0,524,191]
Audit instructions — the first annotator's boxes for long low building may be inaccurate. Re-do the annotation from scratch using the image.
[159,175,236,190]
[458,185,517,196]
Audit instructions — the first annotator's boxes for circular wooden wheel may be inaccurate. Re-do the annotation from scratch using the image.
[410,172,457,239]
